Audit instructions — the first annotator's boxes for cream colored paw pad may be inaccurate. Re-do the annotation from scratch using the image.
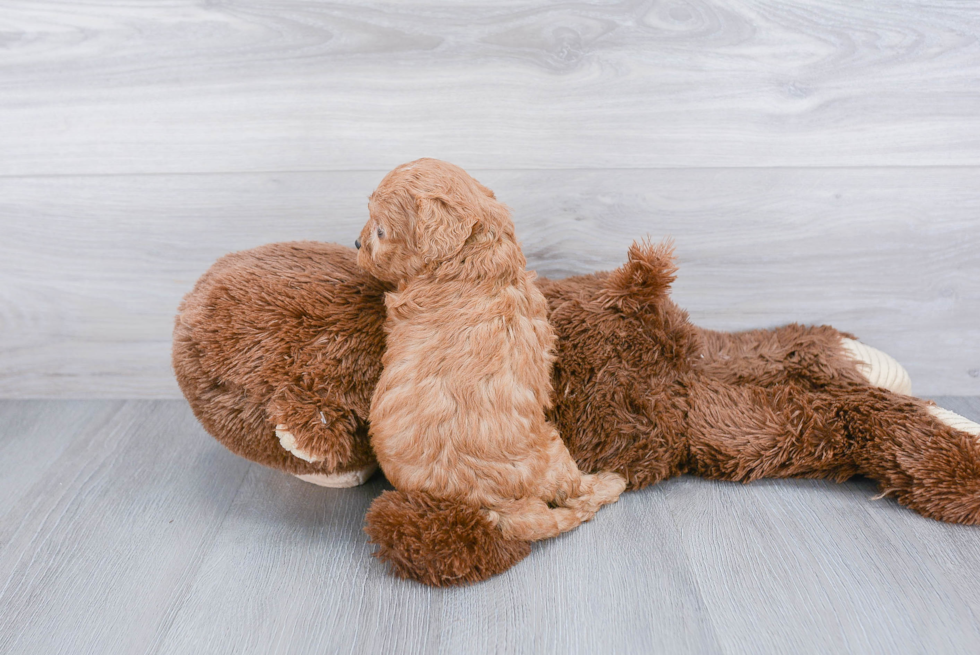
[294,465,378,488]
[926,406,980,439]
[841,338,912,396]
[276,424,322,463]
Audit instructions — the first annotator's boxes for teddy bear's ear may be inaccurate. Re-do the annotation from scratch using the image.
[414,194,477,264]
[599,239,678,313]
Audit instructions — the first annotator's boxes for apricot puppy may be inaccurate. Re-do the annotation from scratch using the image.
[357,159,625,541]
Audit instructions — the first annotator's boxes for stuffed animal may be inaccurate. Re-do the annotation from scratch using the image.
[173,241,980,586]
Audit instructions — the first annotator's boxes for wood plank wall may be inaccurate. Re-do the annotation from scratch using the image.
[1,0,978,397]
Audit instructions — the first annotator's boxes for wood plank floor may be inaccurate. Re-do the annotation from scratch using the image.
[2,168,978,398]
[4,1,980,174]
[2,398,979,654]
[2,0,979,398]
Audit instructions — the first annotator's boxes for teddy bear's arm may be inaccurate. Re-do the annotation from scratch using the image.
[695,323,911,394]
[686,379,861,483]
[267,385,376,475]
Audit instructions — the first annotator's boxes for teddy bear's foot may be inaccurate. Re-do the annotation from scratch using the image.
[276,423,378,487]
[926,406,980,439]
[275,424,324,463]
[841,338,912,395]
[294,464,379,488]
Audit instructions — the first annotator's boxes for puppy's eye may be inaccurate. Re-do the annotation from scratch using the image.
[377,227,385,239]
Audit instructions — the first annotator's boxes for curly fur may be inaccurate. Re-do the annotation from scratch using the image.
[356,159,625,542]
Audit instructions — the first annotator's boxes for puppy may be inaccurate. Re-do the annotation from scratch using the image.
[356,159,625,541]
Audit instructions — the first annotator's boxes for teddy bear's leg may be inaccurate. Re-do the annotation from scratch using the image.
[697,324,911,395]
[842,389,980,524]
[364,490,531,586]
[687,380,980,523]
[686,379,861,483]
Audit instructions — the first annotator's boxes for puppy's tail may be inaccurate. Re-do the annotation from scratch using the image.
[489,471,627,542]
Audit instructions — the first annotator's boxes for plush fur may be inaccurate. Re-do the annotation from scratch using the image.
[173,201,980,588]
[173,241,385,477]
[365,490,532,586]
[355,159,624,542]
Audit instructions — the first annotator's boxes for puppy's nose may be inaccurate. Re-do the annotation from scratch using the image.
[355,238,361,250]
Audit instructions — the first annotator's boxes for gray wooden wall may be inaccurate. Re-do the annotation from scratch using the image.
[1,0,978,398]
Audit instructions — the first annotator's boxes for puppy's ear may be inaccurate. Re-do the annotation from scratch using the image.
[414,194,477,263]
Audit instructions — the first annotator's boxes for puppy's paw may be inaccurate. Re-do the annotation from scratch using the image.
[590,471,627,506]
[276,424,325,463]
[841,338,912,395]
[566,471,627,517]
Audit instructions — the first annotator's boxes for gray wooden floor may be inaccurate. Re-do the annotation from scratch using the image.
[2,398,979,655]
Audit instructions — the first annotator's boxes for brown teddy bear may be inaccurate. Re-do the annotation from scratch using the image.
[173,239,980,587]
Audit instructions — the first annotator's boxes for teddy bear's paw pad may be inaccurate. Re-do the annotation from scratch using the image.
[926,406,980,439]
[841,338,912,395]
[294,464,379,488]
[275,424,324,463]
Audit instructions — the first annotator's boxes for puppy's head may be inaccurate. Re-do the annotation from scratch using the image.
[356,158,512,283]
